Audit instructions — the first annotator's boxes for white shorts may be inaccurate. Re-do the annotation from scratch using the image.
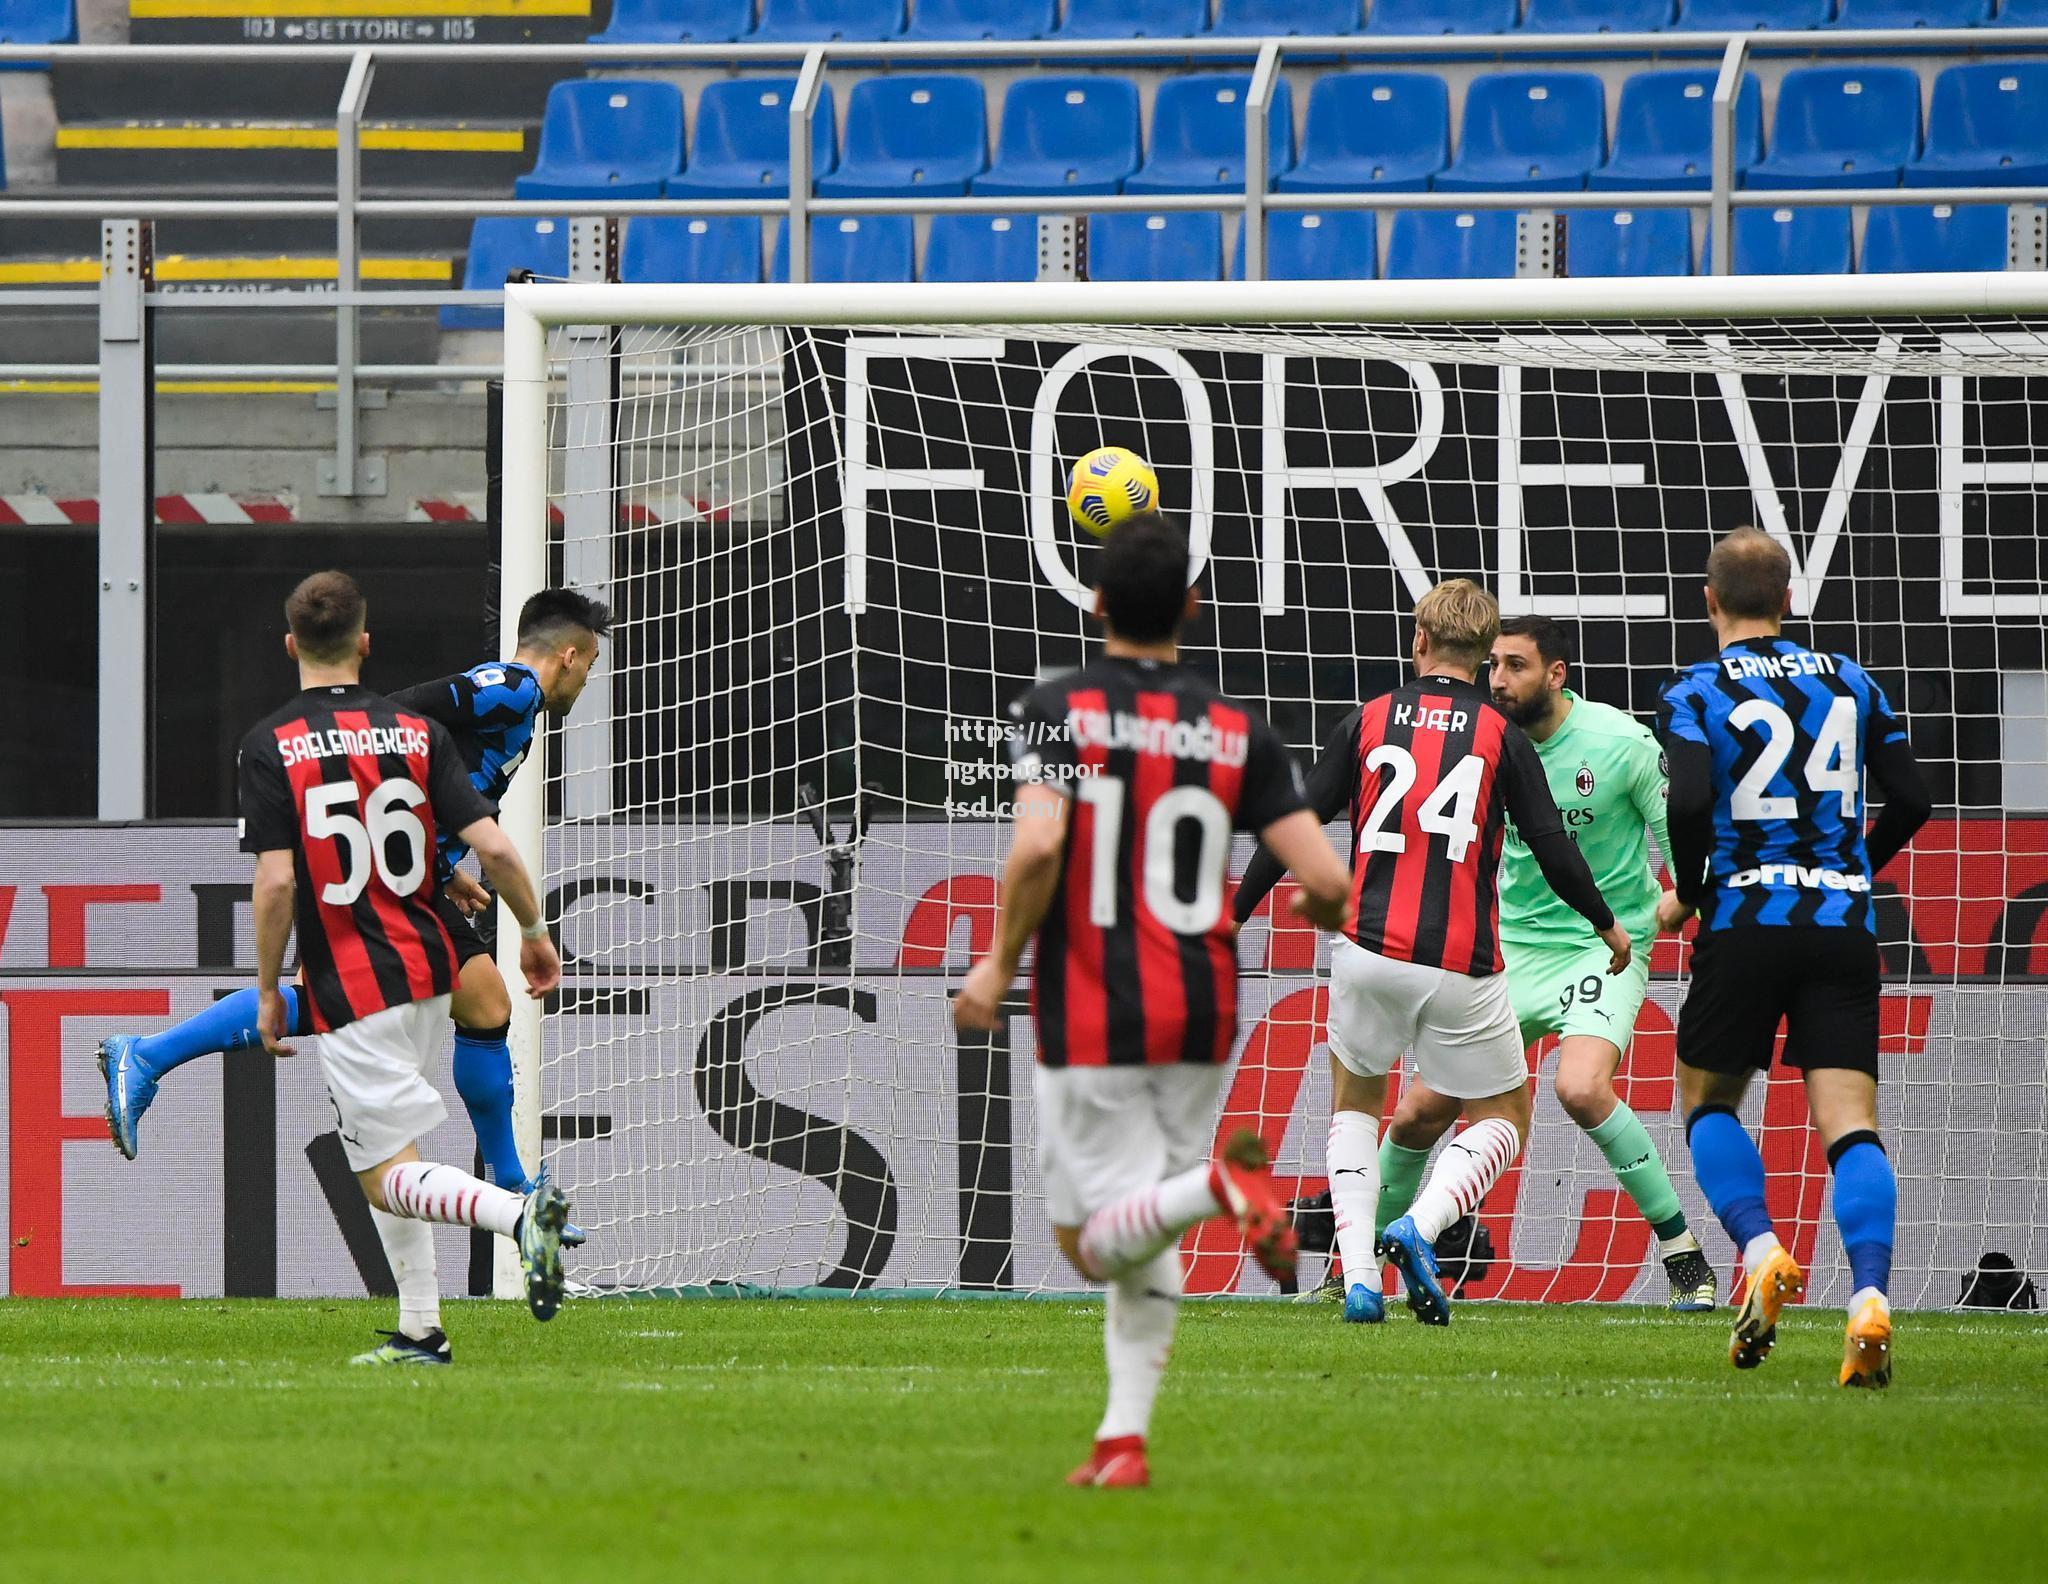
[1033,1064,1227,1228]
[311,994,452,1171]
[1327,938,1526,1101]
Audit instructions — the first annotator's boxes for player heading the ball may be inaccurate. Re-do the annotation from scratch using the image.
[1657,527,1932,1389]
[953,512,1352,1490]
[233,571,573,1362]
[1234,579,1630,1328]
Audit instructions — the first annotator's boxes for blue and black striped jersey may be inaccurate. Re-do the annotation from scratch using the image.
[1657,636,1907,934]
[390,661,543,878]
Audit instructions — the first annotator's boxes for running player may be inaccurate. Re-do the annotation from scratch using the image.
[1368,615,1716,1312]
[953,513,1352,1490]
[1233,580,1630,1327]
[1656,527,1930,1388]
[99,588,609,1204]
[236,570,572,1362]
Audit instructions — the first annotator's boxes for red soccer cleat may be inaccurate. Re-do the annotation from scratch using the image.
[1209,1128,1299,1283]
[1066,1435,1149,1489]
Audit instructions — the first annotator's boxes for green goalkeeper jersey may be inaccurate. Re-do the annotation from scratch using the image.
[1499,690,1671,946]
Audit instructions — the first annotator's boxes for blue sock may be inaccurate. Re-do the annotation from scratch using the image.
[1686,1106,1776,1253]
[1828,1133,1896,1297]
[134,984,306,1077]
[453,1023,530,1190]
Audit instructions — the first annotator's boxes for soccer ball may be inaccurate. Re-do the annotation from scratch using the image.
[1067,446,1159,537]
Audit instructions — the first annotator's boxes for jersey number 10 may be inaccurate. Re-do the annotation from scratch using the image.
[1074,776,1231,935]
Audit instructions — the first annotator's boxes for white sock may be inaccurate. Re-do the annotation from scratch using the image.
[1409,1117,1521,1242]
[1848,1285,1889,1317]
[1077,1164,1220,1281]
[1326,1110,1382,1287]
[1658,1229,1702,1259]
[1096,1247,1181,1443]
[370,1206,441,1339]
[1742,1230,1785,1280]
[382,1160,522,1238]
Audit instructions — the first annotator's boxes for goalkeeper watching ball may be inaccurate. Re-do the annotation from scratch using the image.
[1067,446,1159,537]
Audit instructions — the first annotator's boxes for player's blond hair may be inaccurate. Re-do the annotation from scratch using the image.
[1412,578,1500,670]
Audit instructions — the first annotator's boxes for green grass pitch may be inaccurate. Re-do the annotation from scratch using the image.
[4,1297,2044,1583]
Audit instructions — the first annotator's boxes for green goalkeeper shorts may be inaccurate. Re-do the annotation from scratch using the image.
[1504,935,1653,1053]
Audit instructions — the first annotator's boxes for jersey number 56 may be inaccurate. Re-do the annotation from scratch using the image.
[306,778,430,904]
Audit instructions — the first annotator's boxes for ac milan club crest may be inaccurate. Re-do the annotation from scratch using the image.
[1575,765,1596,798]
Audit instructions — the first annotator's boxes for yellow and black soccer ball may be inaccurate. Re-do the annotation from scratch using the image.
[1066,446,1159,537]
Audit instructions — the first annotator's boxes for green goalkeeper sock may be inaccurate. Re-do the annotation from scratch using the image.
[1375,1139,1431,1240]
[1586,1101,1687,1240]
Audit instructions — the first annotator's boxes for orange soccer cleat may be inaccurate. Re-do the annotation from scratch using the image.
[1839,1297,1893,1390]
[1209,1129,1299,1284]
[1728,1246,1805,1370]
[1067,1436,1149,1489]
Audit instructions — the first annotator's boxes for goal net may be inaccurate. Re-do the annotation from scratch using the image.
[499,277,2048,1309]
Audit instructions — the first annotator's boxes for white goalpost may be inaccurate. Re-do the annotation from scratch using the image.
[497,274,2048,1307]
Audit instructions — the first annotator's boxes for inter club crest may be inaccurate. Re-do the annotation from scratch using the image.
[1575,764,1596,798]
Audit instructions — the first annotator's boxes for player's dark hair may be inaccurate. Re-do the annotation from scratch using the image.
[285,569,366,664]
[1706,526,1791,620]
[1499,614,1572,669]
[518,587,613,648]
[1096,512,1189,643]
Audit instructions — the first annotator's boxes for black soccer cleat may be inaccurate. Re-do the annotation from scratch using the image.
[1664,1246,1719,1313]
[350,1329,452,1366]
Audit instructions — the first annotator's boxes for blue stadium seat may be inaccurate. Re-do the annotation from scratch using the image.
[1729,206,1854,274]
[621,216,764,283]
[1565,208,1692,276]
[1747,66,1920,190]
[1435,71,1606,193]
[817,76,986,196]
[1232,211,1378,279]
[0,0,77,58]
[972,76,1142,196]
[1589,68,1762,191]
[749,0,903,39]
[667,78,837,197]
[1907,64,2048,187]
[1212,0,1360,35]
[1366,0,1517,31]
[589,0,751,43]
[514,80,685,199]
[1828,0,1990,21]
[1520,0,1674,30]
[1995,0,2048,19]
[1861,203,2010,272]
[443,217,567,329]
[924,213,1040,281]
[1672,0,1829,27]
[1124,73,1295,195]
[1277,73,1448,193]
[899,0,1054,37]
[1048,0,1207,37]
[1087,213,1224,281]
[771,215,918,281]
[1383,210,1522,279]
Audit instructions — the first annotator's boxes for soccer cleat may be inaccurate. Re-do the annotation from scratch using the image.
[1208,1130,1298,1284]
[97,1035,158,1162]
[1342,1282,1386,1324]
[1839,1298,1893,1389]
[1663,1246,1719,1313]
[1379,1215,1450,1327]
[349,1329,452,1366]
[520,1165,587,1249]
[1728,1246,1805,1370]
[1066,1436,1149,1489]
[516,1181,571,1322]
[1293,1268,1345,1305]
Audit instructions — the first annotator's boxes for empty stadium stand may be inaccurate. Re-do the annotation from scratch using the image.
[816,75,986,197]
[771,213,917,279]
[1565,206,1693,275]
[1435,71,1606,192]
[1088,210,1223,279]
[621,214,764,282]
[1384,208,1524,278]
[1728,205,1857,274]
[666,77,837,196]
[516,79,685,199]
[1908,63,2048,185]
[1231,209,1378,278]
[923,212,1039,280]
[1590,68,1761,190]
[1862,200,2012,269]
[972,75,1141,195]
[1124,72,1293,194]
[1278,73,1449,192]
[1746,65,1923,189]
[589,0,753,45]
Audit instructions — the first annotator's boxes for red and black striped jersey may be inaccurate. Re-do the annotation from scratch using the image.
[1006,656,1307,1069]
[237,683,495,1033]
[1234,674,1611,977]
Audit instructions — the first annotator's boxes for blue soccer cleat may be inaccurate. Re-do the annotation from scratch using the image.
[97,1035,158,1162]
[1342,1282,1386,1324]
[1380,1215,1451,1327]
[516,1181,570,1322]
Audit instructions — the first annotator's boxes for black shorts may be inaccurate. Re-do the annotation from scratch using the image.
[1677,925,1881,1078]
[431,888,496,968]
